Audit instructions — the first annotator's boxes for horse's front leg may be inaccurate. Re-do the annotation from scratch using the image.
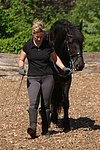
[51,82,62,124]
[62,76,72,132]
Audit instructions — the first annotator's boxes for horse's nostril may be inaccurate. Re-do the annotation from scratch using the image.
[75,64,84,71]
[76,64,79,70]
[79,66,84,71]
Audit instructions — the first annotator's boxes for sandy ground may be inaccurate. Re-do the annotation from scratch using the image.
[0,52,100,150]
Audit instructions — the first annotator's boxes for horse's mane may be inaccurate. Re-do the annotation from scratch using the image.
[50,19,84,44]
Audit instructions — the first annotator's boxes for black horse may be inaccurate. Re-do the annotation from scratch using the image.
[48,19,84,132]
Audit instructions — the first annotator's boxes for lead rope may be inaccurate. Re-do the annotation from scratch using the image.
[7,75,24,132]
[9,75,24,118]
[66,35,73,69]
[49,31,72,78]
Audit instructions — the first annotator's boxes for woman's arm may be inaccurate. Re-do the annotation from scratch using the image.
[50,51,72,75]
[50,51,64,69]
[18,50,27,75]
[18,50,27,67]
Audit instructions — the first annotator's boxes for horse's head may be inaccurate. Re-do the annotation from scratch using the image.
[49,19,85,72]
[66,20,84,71]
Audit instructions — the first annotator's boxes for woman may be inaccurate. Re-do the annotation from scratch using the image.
[18,19,71,138]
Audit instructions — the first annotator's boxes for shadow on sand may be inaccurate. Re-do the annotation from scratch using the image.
[56,117,100,131]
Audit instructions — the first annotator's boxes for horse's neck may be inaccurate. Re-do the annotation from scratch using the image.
[56,49,70,68]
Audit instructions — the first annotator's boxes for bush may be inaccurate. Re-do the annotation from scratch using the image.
[0,0,100,53]
[0,27,32,54]
[83,33,100,52]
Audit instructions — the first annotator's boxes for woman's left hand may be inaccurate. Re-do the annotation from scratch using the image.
[62,67,73,75]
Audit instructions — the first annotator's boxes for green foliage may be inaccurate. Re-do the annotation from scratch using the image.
[0,0,100,53]
[83,33,100,52]
[68,0,100,52]
[0,27,32,54]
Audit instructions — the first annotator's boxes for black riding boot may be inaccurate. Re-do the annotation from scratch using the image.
[27,107,37,138]
[41,108,50,137]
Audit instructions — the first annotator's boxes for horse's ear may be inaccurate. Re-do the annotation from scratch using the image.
[77,20,83,31]
[80,20,83,30]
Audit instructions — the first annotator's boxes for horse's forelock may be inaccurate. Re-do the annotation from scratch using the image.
[67,26,84,44]
[74,28,84,43]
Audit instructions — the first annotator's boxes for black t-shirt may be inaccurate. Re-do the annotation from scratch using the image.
[23,37,54,76]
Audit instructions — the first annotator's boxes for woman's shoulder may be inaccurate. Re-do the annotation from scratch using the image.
[23,39,33,52]
[24,39,32,46]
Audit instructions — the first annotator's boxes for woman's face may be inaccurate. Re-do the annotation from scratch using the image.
[33,32,45,44]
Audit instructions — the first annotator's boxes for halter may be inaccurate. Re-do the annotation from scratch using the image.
[65,34,83,70]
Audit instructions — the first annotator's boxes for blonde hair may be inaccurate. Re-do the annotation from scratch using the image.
[32,19,46,34]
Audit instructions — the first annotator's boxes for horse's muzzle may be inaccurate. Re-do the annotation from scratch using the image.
[75,62,85,71]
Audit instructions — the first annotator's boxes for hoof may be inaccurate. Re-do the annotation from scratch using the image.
[63,127,71,133]
[42,131,50,137]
